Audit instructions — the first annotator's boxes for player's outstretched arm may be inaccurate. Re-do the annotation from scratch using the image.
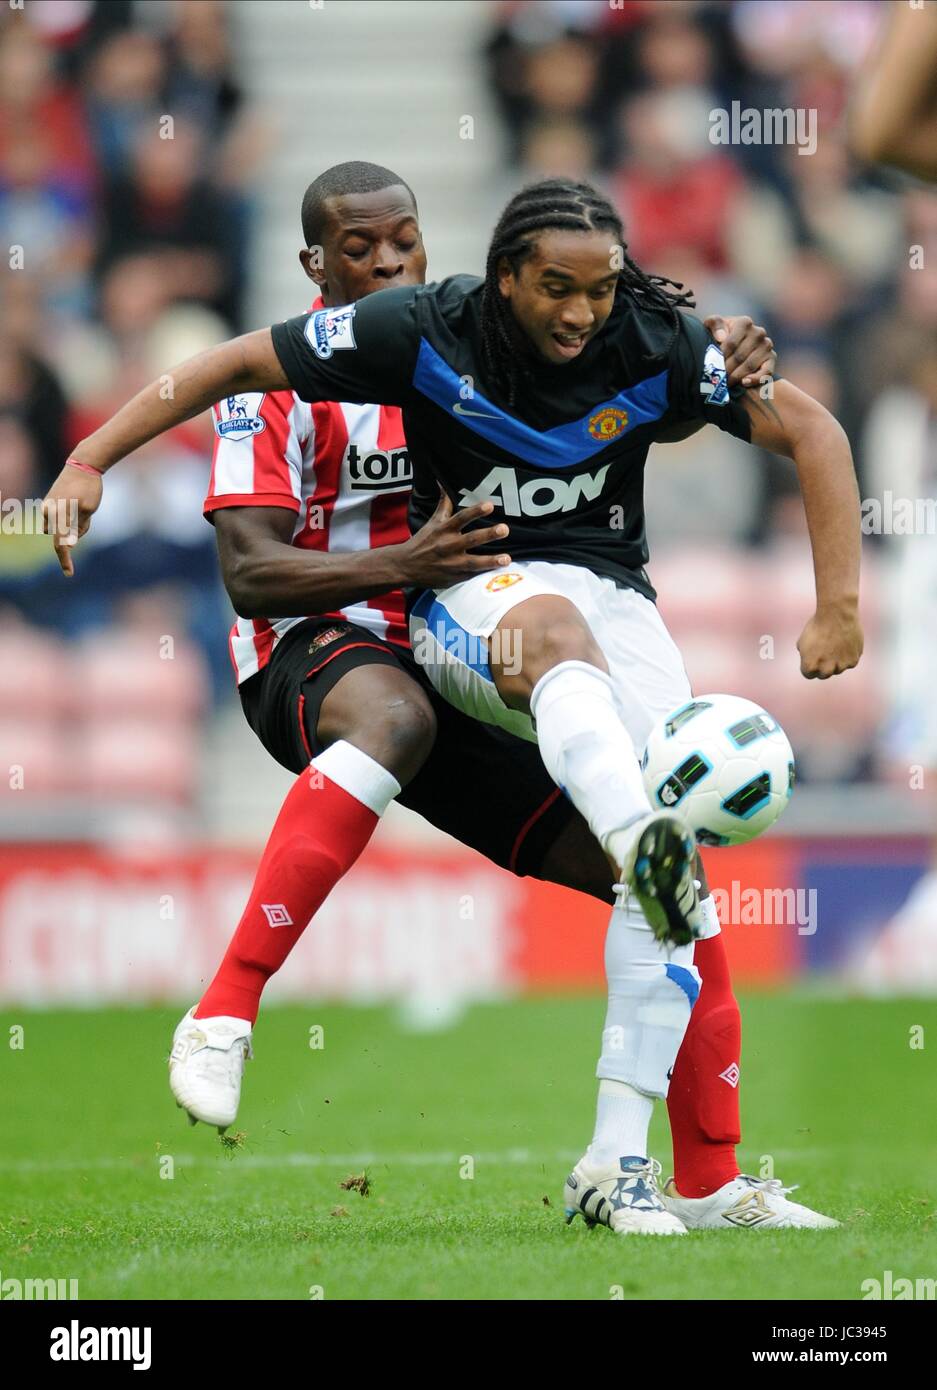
[42,328,287,575]
[741,381,863,680]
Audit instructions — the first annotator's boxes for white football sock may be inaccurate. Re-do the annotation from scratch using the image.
[311,739,401,816]
[588,1079,654,1166]
[529,660,652,861]
[588,895,700,1165]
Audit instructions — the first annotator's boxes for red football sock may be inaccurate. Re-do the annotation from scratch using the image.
[667,930,742,1198]
[196,753,389,1023]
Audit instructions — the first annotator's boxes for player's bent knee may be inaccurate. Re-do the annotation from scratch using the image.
[348,693,437,786]
[534,618,605,674]
[317,665,438,785]
[495,608,606,705]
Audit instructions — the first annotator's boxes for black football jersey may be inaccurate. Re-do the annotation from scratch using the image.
[271,275,752,600]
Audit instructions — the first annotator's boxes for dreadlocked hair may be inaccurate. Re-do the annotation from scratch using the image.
[480,178,695,407]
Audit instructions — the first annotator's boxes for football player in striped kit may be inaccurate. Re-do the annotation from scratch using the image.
[43,164,838,1233]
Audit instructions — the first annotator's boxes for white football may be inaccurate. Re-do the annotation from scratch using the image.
[641,693,795,847]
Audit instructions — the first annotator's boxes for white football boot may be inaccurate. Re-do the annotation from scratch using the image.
[614,811,703,947]
[564,1155,687,1235]
[660,1174,839,1230]
[168,1006,253,1132]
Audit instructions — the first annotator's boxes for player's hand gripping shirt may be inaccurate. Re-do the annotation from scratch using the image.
[271,276,754,599]
[204,298,411,684]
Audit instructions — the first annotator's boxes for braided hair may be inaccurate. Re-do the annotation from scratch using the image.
[479,178,694,406]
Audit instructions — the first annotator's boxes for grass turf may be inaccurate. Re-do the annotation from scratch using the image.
[1,994,935,1301]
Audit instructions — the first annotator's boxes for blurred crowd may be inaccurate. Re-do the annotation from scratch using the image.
[485,0,937,786]
[0,0,273,828]
[0,0,266,702]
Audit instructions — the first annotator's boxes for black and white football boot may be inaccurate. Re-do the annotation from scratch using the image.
[564,1154,687,1236]
[614,811,703,947]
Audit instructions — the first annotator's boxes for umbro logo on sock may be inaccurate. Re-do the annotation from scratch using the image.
[719,1063,741,1088]
[261,904,293,928]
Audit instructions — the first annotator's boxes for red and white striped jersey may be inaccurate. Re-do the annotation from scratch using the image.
[204,299,412,685]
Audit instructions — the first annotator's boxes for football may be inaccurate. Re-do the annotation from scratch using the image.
[641,693,795,847]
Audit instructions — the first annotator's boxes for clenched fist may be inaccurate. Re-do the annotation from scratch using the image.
[797,602,863,679]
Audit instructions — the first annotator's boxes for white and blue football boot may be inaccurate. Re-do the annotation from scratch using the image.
[564,1155,687,1235]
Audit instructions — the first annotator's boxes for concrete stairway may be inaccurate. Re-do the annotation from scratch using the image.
[233,0,504,325]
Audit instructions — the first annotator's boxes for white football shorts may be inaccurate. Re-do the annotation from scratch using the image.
[409,561,692,754]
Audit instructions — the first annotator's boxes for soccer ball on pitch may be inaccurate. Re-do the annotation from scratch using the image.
[641,693,795,847]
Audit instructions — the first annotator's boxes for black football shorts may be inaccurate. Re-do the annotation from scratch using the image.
[238,616,575,876]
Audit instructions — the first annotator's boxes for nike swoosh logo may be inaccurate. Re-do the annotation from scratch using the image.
[452,402,500,420]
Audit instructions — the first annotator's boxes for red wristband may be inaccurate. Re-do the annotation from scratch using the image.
[66,458,104,476]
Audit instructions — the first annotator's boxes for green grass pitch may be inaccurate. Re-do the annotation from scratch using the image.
[1,994,935,1301]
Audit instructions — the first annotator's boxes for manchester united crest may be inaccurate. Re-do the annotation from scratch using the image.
[587,407,629,442]
[486,572,523,592]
